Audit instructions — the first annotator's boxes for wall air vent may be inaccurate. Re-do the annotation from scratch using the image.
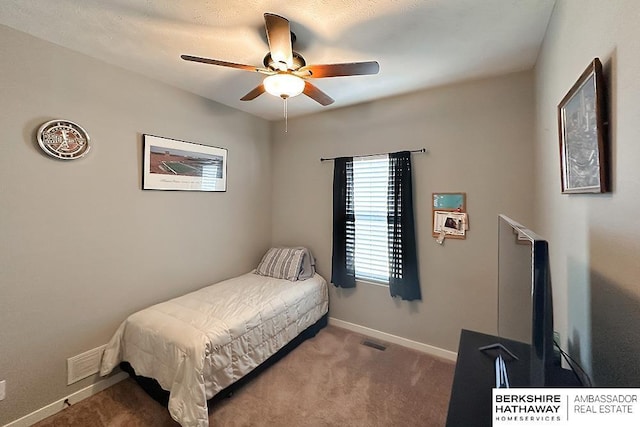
[67,345,106,385]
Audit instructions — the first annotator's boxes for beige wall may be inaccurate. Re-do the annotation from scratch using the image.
[533,0,640,385]
[271,71,535,353]
[0,25,271,424]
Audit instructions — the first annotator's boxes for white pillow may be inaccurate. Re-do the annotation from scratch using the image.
[255,247,305,281]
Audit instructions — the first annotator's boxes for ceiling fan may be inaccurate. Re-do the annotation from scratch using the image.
[181,13,380,107]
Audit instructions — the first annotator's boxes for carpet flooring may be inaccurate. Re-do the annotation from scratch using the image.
[33,325,455,426]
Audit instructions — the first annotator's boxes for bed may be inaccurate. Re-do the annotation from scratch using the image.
[100,248,328,427]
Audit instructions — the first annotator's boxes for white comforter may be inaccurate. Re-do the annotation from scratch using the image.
[100,272,328,427]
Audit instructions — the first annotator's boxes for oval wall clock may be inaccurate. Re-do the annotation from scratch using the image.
[37,119,91,160]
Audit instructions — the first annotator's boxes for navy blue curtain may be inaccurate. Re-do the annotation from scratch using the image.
[331,157,356,288]
[387,151,421,300]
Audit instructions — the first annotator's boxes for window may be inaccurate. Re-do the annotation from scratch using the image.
[353,156,389,283]
[331,151,421,301]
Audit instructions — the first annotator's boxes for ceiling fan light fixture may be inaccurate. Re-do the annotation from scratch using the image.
[263,73,305,99]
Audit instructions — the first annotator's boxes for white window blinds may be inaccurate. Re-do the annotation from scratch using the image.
[352,156,390,283]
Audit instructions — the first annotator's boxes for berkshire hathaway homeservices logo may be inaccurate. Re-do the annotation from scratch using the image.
[493,389,640,426]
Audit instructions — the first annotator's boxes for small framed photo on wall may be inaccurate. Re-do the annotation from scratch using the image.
[432,192,468,240]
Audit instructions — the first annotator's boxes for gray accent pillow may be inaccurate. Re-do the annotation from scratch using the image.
[255,247,305,281]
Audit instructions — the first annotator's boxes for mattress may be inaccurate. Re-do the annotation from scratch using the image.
[100,272,329,427]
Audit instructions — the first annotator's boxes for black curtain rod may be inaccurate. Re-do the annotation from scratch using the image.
[320,148,428,162]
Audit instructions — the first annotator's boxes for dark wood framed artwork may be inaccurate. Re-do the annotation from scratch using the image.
[557,58,608,194]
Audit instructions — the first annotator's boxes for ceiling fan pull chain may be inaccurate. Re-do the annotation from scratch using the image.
[284,97,288,133]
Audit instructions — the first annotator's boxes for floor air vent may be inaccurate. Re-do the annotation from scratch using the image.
[361,339,387,351]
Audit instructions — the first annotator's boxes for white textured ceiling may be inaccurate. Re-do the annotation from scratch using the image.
[0,0,555,121]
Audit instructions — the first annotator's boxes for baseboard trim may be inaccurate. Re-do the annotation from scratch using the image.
[328,317,458,362]
[4,372,129,427]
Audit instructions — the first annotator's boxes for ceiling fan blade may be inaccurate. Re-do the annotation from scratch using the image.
[299,61,380,78]
[303,81,334,106]
[264,13,293,70]
[181,55,259,72]
[240,84,266,101]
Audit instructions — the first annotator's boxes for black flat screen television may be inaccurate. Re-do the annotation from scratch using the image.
[497,214,554,387]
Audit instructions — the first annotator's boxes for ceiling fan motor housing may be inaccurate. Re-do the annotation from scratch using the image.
[263,51,306,71]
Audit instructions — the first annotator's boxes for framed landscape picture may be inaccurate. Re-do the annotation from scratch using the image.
[557,58,608,194]
[143,135,227,191]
